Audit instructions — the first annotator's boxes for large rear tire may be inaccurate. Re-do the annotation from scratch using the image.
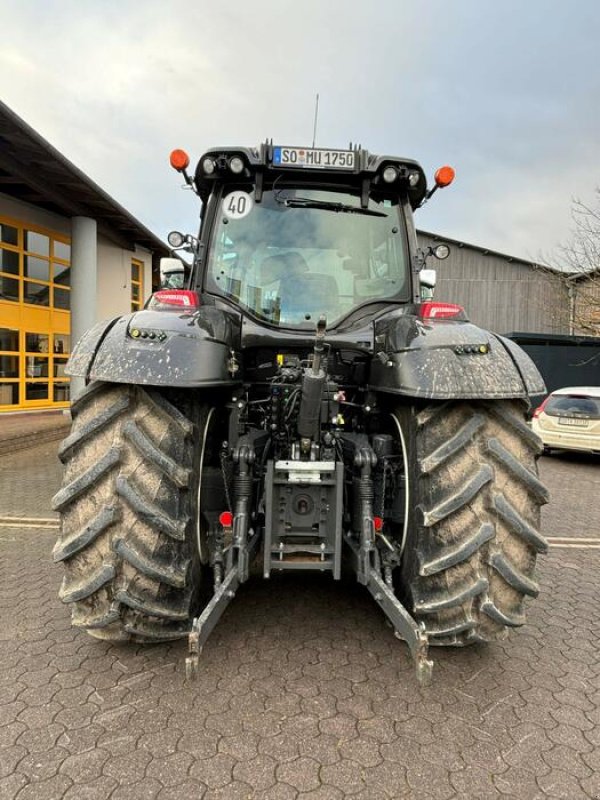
[394,399,548,646]
[52,382,209,642]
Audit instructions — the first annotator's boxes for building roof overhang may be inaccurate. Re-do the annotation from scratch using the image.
[0,100,168,266]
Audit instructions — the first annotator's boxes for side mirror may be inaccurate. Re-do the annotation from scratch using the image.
[160,257,186,289]
[419,268,437,289]
[419,268,437,300]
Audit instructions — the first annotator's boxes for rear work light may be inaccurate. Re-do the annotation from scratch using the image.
[419,301,466,320]
[148,290,200,310]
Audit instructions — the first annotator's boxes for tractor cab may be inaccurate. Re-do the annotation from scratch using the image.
[169,144,454,329]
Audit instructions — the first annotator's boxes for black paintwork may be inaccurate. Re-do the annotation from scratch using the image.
[67,308,242,388]
[369,310,545,400]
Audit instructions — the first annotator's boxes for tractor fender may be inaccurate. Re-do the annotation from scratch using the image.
[369,313,545,400]
[66,307,242,388]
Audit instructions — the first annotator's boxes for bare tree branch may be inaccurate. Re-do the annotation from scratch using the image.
[535,190,600,336]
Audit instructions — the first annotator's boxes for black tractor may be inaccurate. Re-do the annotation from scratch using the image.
[53,143,548,683]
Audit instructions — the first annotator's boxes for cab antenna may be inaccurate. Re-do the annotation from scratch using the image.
[312,93,320,148]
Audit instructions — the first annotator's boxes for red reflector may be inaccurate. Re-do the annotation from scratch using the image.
[373,516,384,532]
[219,511,233,528]
[150,290,199,309]
[419,301,464,320]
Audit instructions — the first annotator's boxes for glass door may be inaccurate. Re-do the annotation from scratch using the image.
[22,331,71,408]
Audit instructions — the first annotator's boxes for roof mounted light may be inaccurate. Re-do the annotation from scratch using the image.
[382,166,398,183]
[170,149,190,172]
[202,157,216,175]
[420,164,456,207]
[434,166,455,189]
[408,171,420,187]
[229,156,245,174]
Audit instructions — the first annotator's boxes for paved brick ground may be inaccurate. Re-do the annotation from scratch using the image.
[539,452,600,539]
[0,443,598,799]
[0,412,70,458]
[0,441,63,520]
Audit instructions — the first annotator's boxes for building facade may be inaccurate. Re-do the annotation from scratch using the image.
[416,230,569,336]
[0,102,167,413]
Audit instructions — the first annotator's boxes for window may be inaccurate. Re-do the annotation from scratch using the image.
[0,326,19,405]
[0,216,71,409]
[131,258,144,312]
[0,219,71,310]
[206,188,408,328]
[0,222,18,246]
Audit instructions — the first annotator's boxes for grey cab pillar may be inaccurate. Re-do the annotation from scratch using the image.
[70,216,98,397]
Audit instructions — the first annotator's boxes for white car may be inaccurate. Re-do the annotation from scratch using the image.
[531,386,600,455]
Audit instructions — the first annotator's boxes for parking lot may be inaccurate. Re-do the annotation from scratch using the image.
[0,442,599,799]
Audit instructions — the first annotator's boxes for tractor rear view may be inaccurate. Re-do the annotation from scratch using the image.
[53,143,548,683]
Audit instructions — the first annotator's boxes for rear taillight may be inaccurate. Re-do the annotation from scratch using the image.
[419,301,465,320]
[148,290,200,310]
[533,395,551,419]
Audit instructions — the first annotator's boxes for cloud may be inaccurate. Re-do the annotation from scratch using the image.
[1,0,599,261]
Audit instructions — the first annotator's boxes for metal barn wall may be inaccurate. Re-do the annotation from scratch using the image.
[416,232,569,335]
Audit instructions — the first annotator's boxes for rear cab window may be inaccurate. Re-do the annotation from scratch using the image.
[205,187,409,329]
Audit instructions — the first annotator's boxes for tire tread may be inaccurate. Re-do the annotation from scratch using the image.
[399,399,547,646]
[53,382,202,642]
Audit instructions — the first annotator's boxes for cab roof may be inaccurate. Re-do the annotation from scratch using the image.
[193,143,428,209]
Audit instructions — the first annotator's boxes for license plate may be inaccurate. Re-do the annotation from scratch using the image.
[558,417,589,427]
[273,146,355,170]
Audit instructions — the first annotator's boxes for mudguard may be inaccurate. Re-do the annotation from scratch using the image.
[67,307,242,387]
[369,313,545,400]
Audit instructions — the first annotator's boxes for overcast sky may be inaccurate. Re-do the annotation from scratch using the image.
[1,0,599,263]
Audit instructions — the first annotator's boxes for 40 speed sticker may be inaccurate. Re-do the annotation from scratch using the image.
[222,190,254,220]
